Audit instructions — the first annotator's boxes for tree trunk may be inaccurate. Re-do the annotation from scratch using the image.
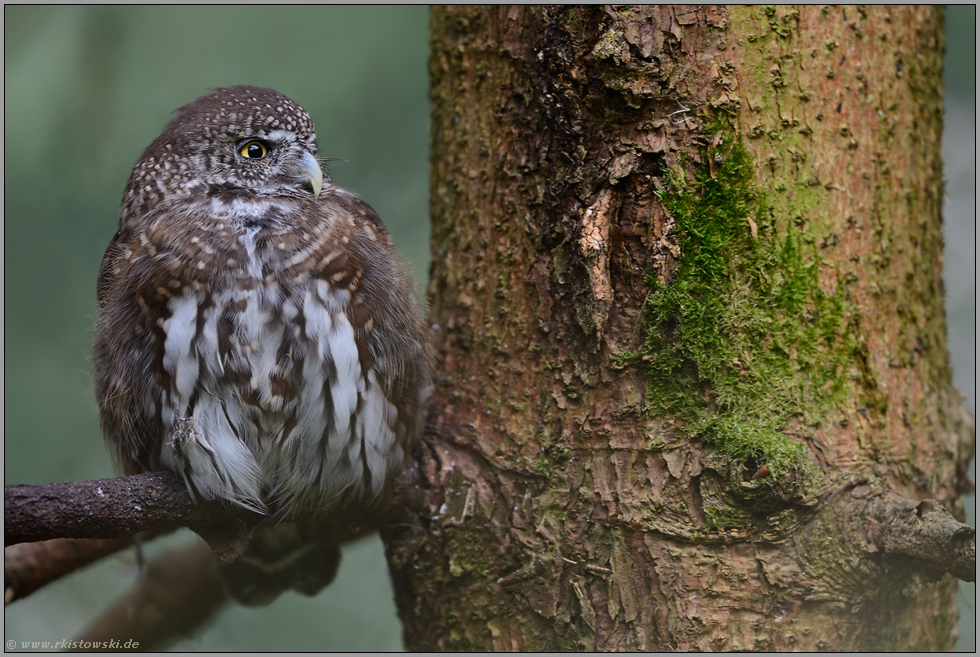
[383,5,971,651]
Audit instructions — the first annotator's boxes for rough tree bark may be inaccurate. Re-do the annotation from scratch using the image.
[384,5,974,651]
[3,5,974,652]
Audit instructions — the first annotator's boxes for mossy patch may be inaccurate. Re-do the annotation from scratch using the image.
[620,125,853,490]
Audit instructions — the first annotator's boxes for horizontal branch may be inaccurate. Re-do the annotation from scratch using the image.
[5,537,137,605]
[875,495,976,583]
[5,472,225,546]
[5,463,426,549]
[4,446,432,611]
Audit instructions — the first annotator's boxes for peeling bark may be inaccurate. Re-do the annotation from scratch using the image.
[386,5,973,651]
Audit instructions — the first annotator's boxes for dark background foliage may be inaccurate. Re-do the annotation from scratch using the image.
[3,6,974,651]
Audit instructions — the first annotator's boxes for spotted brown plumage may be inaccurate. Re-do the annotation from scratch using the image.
[93,86,430,605]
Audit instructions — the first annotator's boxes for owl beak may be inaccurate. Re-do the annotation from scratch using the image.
[291,151,323,200]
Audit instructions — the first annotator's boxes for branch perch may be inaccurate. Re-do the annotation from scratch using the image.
[5,464,425,548]
[5,472,221,546]
[2,452,432,649]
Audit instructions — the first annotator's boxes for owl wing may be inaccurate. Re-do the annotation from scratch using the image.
[340,195,431,477]
[92,227,171,475]
[96,229,126,309]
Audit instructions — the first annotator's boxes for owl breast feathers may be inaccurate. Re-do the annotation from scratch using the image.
[93,86,430,522]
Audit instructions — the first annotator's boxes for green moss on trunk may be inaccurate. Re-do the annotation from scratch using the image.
[619,126,855,492]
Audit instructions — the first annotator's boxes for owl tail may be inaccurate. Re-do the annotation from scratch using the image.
[218,522,341,606]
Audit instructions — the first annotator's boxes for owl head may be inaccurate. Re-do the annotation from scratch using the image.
[122,86,324,223]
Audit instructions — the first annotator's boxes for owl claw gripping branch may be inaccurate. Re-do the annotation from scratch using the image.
[93,86,431,605]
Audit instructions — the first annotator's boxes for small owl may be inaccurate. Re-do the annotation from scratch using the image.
[93,86,430,605]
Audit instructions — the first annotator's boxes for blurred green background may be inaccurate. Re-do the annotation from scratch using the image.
[3,6,974,651]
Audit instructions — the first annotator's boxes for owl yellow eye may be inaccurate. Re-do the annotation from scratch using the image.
[239,141,268,159]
